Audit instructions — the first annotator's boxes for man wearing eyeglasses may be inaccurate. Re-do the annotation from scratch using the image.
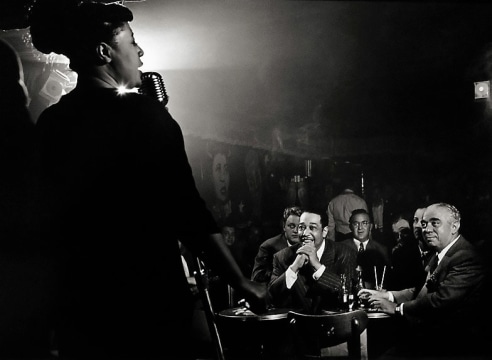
[341,209,391,289]
[251,206,303,283]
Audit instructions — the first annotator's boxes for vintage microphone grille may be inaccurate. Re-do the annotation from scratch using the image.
[138,72,168,105]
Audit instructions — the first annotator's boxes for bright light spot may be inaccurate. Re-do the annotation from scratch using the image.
[117,86,139,95]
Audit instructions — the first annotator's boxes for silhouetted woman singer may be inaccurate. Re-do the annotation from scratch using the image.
[28,1,268,359]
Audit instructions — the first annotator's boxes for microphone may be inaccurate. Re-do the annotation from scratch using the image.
[138,71,168,106]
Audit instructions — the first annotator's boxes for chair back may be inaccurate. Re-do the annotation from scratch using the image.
[288,309,368,360]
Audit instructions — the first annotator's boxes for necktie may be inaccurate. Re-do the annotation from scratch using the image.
[357,242,365,266]
[426,254,438,274]
[414,255,437,298]
[423,254,439,293]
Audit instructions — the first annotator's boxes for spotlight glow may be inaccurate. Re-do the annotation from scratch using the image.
[117,86,138,95]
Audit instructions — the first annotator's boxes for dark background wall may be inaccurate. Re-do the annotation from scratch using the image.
[1,0,491,253]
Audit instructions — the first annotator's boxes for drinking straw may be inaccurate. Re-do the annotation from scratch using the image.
[374,266,378,289]
[380,265,386,290]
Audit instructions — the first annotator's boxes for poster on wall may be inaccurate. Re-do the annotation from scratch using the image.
[186,138,286,234]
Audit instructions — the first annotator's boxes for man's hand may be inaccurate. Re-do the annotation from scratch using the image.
[296,241,321,269]
[357,288,389,300]
[291,253,308,272]
[368,298,397,314]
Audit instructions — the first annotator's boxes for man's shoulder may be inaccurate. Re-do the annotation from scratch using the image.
[346,192,367,203]
[448,236,484,263]
[328,193,347,208]
[330,190,366,203]
[330,192,346,201]
[325,240,357,255]
[274,242,298,260]
[261,234,285,248]
[454,235,475,250]
[335,240,357,252]
[339,239,354,247]
[368,239,388,250]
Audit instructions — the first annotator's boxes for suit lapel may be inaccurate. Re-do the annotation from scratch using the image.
[319,241,335,266]
[425,254,438,274]
[295,262,314,311]
[418,237,465,298]
[425,236,464,275]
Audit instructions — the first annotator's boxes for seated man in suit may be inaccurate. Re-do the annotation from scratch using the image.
[341,209,391,289]
[268,208,357,313]
[359,203,487,358]
[251,206,303,283]
[388,208,433,291]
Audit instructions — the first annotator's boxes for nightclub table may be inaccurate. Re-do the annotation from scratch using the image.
[217,306,397,359]
[217,306,292,360]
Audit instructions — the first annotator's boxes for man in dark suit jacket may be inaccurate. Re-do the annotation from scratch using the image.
[387,208,433,290]
[360,203,487,358]
[411,206,434,285]
[251,206,303,283]
[268,209,357,313]
[341,209,391,289]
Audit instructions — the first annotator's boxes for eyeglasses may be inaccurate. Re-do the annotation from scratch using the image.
[286,223,298,230]
[351,221,370,228]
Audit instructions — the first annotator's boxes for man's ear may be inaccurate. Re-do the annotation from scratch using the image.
[95,42,112,63]
[451,221,460,235]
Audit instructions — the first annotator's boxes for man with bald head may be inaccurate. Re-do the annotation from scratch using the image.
[359,202,487,358]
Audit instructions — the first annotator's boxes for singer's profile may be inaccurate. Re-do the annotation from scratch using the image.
[28,0,268,359]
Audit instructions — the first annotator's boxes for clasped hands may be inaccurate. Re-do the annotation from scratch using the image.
[291,240,321,272]
[357,288,398,314]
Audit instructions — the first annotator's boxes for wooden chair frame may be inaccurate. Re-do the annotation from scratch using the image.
[288,309,368,360]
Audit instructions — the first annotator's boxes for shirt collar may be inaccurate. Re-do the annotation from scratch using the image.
[419,247,428,257]
[284,233,294,247]
[317,240,326,260]
[353,239,368,250]
[437,235,460,264]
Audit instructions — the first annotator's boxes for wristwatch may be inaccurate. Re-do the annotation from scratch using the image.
[395,304,403,316]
